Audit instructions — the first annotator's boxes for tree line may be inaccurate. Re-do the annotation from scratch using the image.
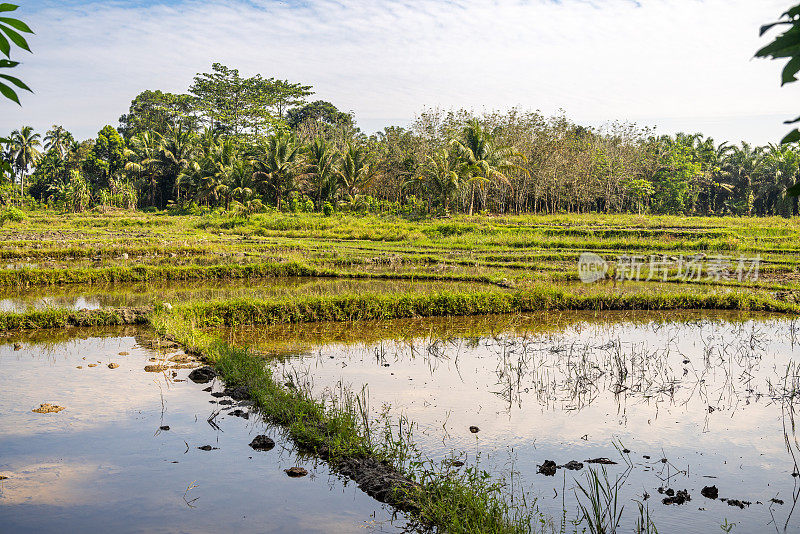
[3,63,800,218]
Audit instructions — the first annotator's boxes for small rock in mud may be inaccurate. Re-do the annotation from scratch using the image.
[537,460,558,476]
[724,499,750,509]
[144,364,168,373]
[203,386,212,392]
[701,485,719,499]
[469,426,480,433]
[664,488,675,497]
[249,435,275,451]
[586,458,617,465]
[771,498,784,505]
[218,400,234,405]
[108,363,119,369]
[210,392,226,398]
[188,366,216,384]
[285,466,308,477]
[657,487,665,494]
[13,342,21,350]
[562,460,584,470]
[159,425,170,431]
[32,403,65,414]
[230,409,249,419]
[224,386,250,400]
[197,445,218,451]
[663,489,691,505]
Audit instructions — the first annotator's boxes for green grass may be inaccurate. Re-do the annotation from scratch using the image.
[174,287,798,328]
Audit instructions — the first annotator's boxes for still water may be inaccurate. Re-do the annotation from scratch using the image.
[227,311,800,533]
[0,328,406,533]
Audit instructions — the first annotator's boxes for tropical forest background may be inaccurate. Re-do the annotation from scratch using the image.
[4,62,800,219]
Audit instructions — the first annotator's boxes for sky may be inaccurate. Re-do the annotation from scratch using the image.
[1,0,798,144]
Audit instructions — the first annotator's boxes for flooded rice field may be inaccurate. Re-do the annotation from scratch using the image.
[0,277,492,313]
[225,311,800,533]
[0,328,407,533]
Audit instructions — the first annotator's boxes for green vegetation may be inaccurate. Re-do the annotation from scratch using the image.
[173,289,797,328]
[6,59,800,216]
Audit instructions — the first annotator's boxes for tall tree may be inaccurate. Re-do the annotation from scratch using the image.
[7,125,41,197]
[299,136,339,207]
[118,90,197,139]
[44,125,72,159]
[451,120,522,215]
[85,125,126,190]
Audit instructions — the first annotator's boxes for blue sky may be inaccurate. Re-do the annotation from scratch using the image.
[3,0,797,143]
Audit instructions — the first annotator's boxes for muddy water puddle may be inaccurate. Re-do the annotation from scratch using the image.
[0,277,492,312]
[0,328,407,533]
[227,311,800,533]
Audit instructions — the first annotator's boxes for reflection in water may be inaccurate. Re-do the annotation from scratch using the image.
[0,329,407,533]
[0,277,496,312]
[229,311,800,533]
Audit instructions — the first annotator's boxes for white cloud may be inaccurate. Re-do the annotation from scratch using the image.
[1,0,796,144]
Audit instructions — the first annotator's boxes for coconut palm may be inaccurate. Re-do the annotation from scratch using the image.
[157,124,196,204]
[336,143,376,203]
[420,148,466,212]
[44,125,73,160]
[252,131,300,211]
[124,132,161,206]
[7,125,42,198]
[451,119,523,215]
[722,143,763,215]
[300,136,339,207]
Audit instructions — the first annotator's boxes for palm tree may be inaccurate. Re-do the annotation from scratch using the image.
[158,124,195,204]
[8,126,42,198]
[756,143,800,217]
[124,132,161,207]
[228,157,254,204]
[44,125,72,159]
[300,136,339,207]
[336,143,376,203]
[252,131,300,211]
[177,136,234,208]
[451,120,522,215]
[722,143,763,215]
[420,148,465,212]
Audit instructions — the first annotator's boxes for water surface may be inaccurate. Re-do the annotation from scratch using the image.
[0,328,407,533]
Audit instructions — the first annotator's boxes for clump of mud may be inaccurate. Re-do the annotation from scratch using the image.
[32,403,65,414]
[701,485,718,499]
[285,466,308,477]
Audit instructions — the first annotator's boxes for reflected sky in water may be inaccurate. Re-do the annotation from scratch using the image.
[241,311,800,533]
[0,330,407,533]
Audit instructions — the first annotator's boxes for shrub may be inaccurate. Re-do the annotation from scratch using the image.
[0,206,25,225]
